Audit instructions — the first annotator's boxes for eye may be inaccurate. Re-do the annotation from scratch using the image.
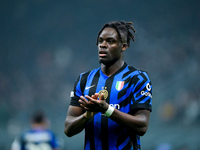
[108,40,113,44]
[107,39,115,44]
[98,38,103,43]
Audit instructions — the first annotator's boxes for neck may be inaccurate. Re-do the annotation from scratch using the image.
[101,60,124,77]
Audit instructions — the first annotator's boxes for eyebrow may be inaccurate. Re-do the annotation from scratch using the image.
[98,36,117,40]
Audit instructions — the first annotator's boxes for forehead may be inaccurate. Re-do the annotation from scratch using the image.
[99,27,119,39]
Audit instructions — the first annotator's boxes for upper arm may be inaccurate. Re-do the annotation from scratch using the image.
[67,105,84,117]
[127,109,151,136]
[131,109,151,125]
[64,105,87,137]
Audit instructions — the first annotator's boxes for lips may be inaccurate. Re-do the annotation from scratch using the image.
[99,50,107,57]
[99,53,107,57]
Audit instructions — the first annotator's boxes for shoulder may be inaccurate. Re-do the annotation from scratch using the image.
[124,65,152,89]
[126,64,150,78]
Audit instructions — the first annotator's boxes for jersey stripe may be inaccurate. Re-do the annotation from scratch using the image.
[101,77,114,150]
[88,70,100,150]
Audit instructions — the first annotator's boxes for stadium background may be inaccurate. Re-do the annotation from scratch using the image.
[0,0,200,149]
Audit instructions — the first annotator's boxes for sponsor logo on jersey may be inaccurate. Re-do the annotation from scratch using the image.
[116,81,124,91]
[85,84,95,90]
[141,83,152,98]
[109,103,120,109]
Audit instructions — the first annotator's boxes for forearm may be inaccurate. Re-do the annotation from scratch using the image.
[64,112,89,137]
[78,94,150,135]
[109,109,150,136]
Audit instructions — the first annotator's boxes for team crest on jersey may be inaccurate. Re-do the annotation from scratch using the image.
[98,87,108,100]
[116,81,124,91]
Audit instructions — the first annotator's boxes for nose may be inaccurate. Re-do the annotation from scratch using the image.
[99,40,107,48]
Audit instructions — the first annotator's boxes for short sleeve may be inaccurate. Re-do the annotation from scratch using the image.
[131,71,152,111]
[70,71,90,107]
[70,75,82,107]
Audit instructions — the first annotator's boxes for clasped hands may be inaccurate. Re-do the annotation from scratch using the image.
[79,93,109,118]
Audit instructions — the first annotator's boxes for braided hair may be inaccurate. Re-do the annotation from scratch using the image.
[96,21,136,47]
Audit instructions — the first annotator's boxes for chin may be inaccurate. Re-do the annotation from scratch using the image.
[99,58,107,64]
[99,60,113,67]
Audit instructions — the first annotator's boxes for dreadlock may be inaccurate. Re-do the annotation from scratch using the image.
[96,21,136,47]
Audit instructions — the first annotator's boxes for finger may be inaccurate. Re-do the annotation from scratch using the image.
[91,94,99,99]
[79,96,90,108]
[99,93,105,100]
[85,95,94,101]
[80,104,89,110]
[78,99,85,105]
[79,96,95,108]
[80,96,89,103]
[85,95,98,104]
[93,93,99,99]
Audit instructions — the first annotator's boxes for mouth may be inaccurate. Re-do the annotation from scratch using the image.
[99,53,107,57]
[99,50,107,57]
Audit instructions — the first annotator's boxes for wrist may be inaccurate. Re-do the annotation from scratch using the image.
[104,105,115,117]
[84,111,93,120]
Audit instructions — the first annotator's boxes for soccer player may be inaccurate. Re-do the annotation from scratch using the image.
[64,21,152,150]
[11,111,59,150]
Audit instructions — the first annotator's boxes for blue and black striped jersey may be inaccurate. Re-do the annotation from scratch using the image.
[70,62,152,150]
[19,129,59,150]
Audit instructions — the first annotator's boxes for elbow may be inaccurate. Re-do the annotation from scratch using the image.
[64,128,70,137]
[137,126,148,136]
[127,126,148,137]
[64,121,73,137]
[137,131,146,136]
[135,115,150,136]
[64,129,73,137]
[64,126,75,137]
[64,126,70,137]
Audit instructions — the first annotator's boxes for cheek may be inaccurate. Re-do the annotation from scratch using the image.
[110,47,122,57]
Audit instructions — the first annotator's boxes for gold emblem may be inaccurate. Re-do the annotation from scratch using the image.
[98,87,108,100]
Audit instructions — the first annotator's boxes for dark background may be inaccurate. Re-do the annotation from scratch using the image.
[0,0,200,149]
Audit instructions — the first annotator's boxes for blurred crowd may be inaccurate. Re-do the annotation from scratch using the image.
[0,32,199,150]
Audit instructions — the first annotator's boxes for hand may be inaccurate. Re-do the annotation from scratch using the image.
[79,93,109,114]
[82,94,98,119]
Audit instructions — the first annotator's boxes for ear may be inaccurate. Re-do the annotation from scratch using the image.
[122,43,128,52]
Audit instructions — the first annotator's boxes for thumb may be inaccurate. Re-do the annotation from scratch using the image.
[99,93,105,100]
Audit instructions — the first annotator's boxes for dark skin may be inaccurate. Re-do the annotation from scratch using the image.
[64,28,150,137]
